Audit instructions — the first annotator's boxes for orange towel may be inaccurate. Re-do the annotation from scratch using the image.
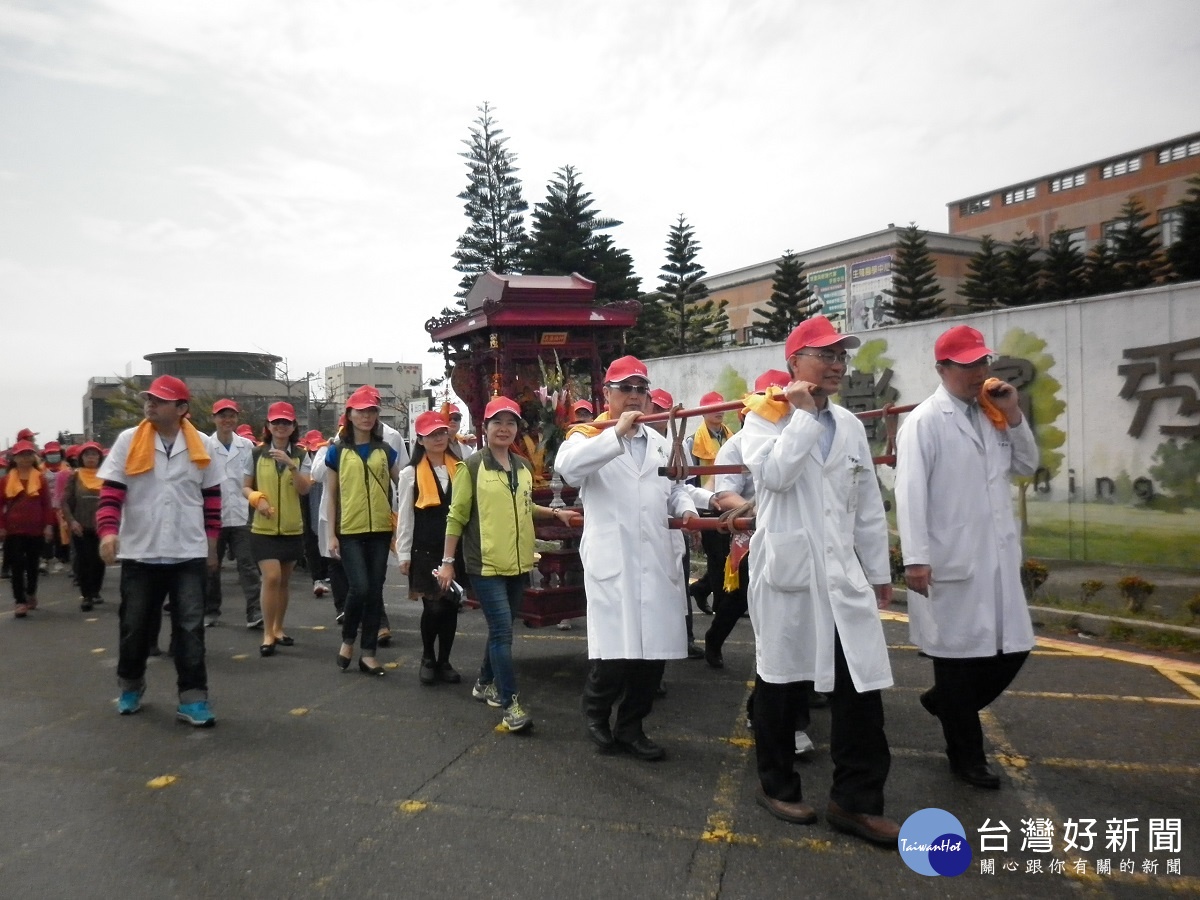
[565,410,611,441]
[75,469,103,492]
[415,454,458,509]
[125,419,210,476]
[742,386,789,424]
[4,468,42,499]
[978,378,1009,430]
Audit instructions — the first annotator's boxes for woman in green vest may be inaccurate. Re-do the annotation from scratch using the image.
[243,402,311,657]
[325,386,401,676]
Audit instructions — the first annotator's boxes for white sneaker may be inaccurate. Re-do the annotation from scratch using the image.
[313,581,328,597]
[794,730,815,755]
[556,621,572,630]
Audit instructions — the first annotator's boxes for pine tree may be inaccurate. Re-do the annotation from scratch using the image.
[958,234,1006,311]
[1040,228,1086,302]
[1083,241,1122,296]
[523,165,639,301]
[1167,175,1200,282]
[624,291,672,359]
[883,223,944,321]
[750,250,818,342]
[657,215,729,355]
[1001,232,1042,306]
[1111,196,1163,289]
[451,102,528,305]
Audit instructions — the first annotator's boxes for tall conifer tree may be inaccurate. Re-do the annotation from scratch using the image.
[751,250,817,342]
[1167,175,1200,282]
[883,223,944,321]
[1040,228,1086,302]
[1001,232,1042,306]
[657,215,729,355]
[1111,196,1163,289]
[958,234,1005,311]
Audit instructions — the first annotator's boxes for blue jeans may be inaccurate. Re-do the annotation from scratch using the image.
[118,559,208,702]
[339,534,391,652]
[471,573,529,707]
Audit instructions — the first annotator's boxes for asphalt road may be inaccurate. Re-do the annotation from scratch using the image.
[1,566,1197,899]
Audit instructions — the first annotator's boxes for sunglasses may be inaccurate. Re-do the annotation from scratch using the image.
[268,419,294,426]
[607,382,650,395]
[939,357,993,369]
[796,350,850,365]
[448,415,462,422]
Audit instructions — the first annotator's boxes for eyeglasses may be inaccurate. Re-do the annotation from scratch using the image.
[939,357,993,370]
[268,419,294,426]
[796,350,850,365]
[606,382,650,394]
[448,415,462,422]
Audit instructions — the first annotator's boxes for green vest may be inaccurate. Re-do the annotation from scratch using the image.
[251,445,305,536]
[336,442,393,536]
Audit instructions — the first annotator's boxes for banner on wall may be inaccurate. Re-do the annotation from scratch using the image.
[849,256,893,331]
[809,266,847,330]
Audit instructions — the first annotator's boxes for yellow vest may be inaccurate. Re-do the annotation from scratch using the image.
[336,443,393,536]
[251,447,305,536]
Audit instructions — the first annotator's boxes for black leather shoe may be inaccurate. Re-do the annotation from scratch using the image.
[687,644,705,660]
[952,762,1001,790]
[437,663,462,684]
[704,638,724,669]
[419,658,437,685]
[614,734,665,761]
[586,719,616,753]
[755,787,818,825]
[336,652,351,671]
[259,643,276,657]
[276,635,295,647]
[359,659,386,677]
[919,689,938,717]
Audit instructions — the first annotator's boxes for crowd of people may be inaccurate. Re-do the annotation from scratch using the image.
[1,318,1038,848]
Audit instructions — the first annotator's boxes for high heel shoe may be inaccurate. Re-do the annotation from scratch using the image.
[336,651,352,671]
[259,643,276,657]
[359,659,386,677]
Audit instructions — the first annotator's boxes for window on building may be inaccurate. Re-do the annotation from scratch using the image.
[1068,227,1088,253]
[1157,140,1200,164]
[959,196,992,216]
[1159,207,1184,247]
[1101,156,1143,179]
[1003,184,1038,205]
[1051,171,1087,192]
[1103,219,1128,249]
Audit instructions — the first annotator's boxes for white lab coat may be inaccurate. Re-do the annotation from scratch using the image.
[741,404,893,692]
[555,426,698,660]
[894,385,1039,658]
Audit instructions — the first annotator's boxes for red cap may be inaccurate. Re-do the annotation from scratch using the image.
[415,411,451,436]
[784,315,859,359]
[650,388,674,410]
[299,430,324,449]
[212,398,239,414]
[442,402,462,417]
[754,369,791,392]
[572,399,594,414]
[142,375,190,402]
[235,424,255,439]
[16,428,37,441]
[483,396,521,421]
[346,386,381,410]
[78,441,104,456]
[267,401,297,422]
[66,444,82,460]
[604,355,649,384]
[934,325,994,364]
[700,391,724,406]
[43,440,62,452]
[10,440,38,456]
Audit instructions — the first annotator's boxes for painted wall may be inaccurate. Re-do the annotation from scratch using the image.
[646,283,1200,569]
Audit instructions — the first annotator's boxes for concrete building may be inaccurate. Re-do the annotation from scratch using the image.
[324,360,423,432]
[83,349,309,444]
[948,129,1200,250]
[704,226,987,343]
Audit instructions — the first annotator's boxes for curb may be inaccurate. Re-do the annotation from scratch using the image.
[1028,604,1200,639]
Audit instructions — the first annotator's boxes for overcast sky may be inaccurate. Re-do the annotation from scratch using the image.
[2,0,1198,443]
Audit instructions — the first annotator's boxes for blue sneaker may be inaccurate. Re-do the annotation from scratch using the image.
[117,689,143,715]
[176,700,216,728]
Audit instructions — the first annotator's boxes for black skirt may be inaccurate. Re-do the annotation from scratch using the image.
[250,533,305,564]
[410,543,464,597]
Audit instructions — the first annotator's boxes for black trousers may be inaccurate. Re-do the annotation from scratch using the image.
[926,650,1030,767]
[5,535,44,604]
[75,530,106,599]
[705,553,749,653]
[583,658,667,741]
[754,631,890,815]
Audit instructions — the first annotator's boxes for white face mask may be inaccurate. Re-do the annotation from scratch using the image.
[46,453,62,464]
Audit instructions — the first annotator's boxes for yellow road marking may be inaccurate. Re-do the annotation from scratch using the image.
[1156,667,1200,700]
[146,775,177,789]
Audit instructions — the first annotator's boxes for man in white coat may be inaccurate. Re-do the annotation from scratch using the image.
[741,316,899,847]
[555,356,698,761]
[895,324,1038,790]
